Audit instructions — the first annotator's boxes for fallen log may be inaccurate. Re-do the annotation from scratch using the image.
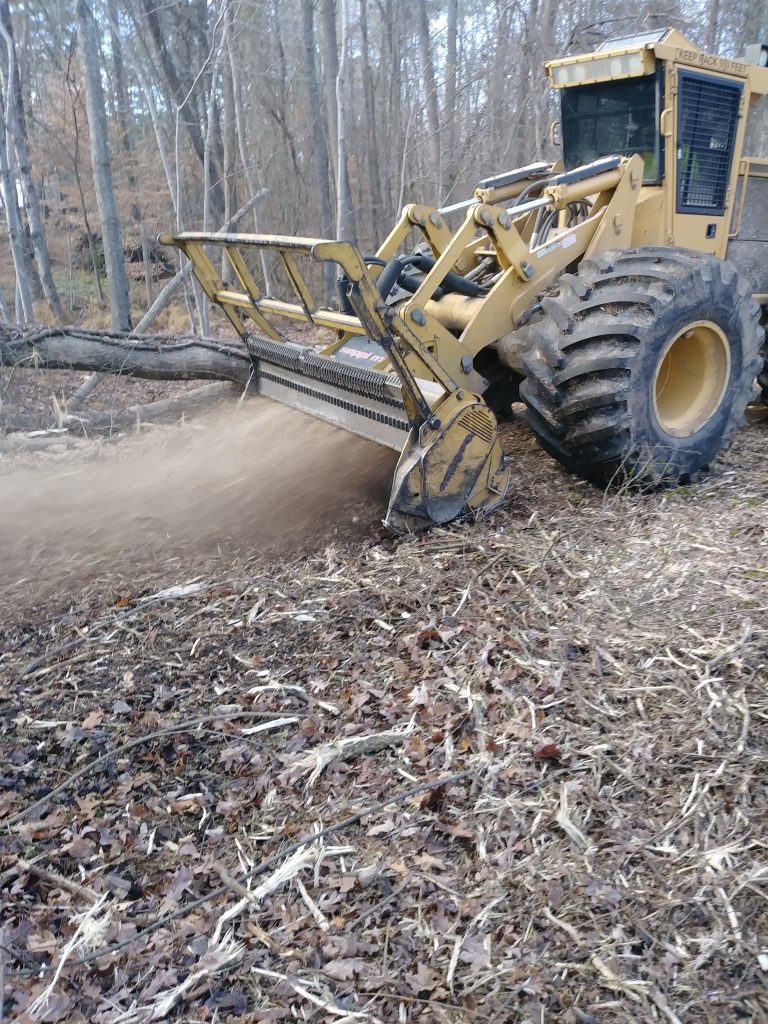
[0,326,252,385]
[62,189,269,410]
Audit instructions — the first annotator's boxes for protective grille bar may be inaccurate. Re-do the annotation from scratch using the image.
[677,71,742,215]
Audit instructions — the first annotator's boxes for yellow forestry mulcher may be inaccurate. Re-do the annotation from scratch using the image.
[161,29,768,532]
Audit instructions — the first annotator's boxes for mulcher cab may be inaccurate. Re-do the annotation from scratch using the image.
[161,29,768,532]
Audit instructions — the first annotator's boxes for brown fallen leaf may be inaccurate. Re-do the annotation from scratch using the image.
[368,817,396,837]
[27,929,57,953]
[81,708,105,729]
[63,837,97,861]
[420,783,446,810]
[416,627,442,649]
[323,956,366,980]
[407,960,439,994]
[534,743,562,761]
[168,793,205,814]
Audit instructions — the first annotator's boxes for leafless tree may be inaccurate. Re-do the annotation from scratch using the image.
[0,0,764,329]
[76,0,132,330]
[0,0,63,319]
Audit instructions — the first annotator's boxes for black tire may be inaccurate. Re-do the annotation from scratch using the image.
[519,247,764,486]
[759,307,768,406]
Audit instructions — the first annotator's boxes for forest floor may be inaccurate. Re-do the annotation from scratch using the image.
[1,372,767,1024]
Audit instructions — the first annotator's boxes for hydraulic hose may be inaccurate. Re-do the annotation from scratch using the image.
[337,256,389,314]
[341,251,484,308]
[376,255,417,302]
[376,252,484,303]
[410,253,482,298]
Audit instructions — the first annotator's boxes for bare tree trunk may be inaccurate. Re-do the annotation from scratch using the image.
[139,0,226,224]
[335,0,354,243]
[21,221,43,302]
[63,47,104,302]
[221,4,237,284]
[227,3,272,295]
[0,82,33,322]
[76,0,132,330]
[70,156,104,302]
[358,0,383,244]
[320,0,355,242]
[200,25,225,336]
[705,0,720,52]
[0,0,63,319]
[107,0,152,305]
[416,0,440,192]
[442,0,459,200]
[381,0,401,213]
[134,64,177,217]
[302,0,336,299]
[319,0,339,181]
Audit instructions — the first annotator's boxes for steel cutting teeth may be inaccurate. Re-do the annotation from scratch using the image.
[244,334,414,450]
[246,334,403,406]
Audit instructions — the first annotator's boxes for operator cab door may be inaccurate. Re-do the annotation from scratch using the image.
[668,65,747,257]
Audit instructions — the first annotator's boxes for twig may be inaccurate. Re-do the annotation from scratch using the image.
[27,894,110,1019]
[296,876,331,932]
[109,933,244,1023]
[252,967,381,1022]
[18,768,478,974]
[350,881,408,931]
[210,845,317,946]
[4,710,298,830]
[543,905,580,941]
[213,863,282,952]
[213,861,256,903]
[649,988,685,1024]
[18,859,99,905]
[20,635,92,677]
[290,721,415,786]
[706,624,754,671]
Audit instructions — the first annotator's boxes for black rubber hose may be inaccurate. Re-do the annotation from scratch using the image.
[376,256,407,301]
[338,257,390,313]
[377,252,482,303]
[411,254,482,298]
[396,272,443,299]
[509,176,552,208]
[336,274,354,314]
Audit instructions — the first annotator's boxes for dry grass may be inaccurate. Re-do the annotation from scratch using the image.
[0,399,766,1023]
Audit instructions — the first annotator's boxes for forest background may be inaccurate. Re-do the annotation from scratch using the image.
[0,0,766,335]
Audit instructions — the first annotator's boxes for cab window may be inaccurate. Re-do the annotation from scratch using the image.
[561,71,662,184]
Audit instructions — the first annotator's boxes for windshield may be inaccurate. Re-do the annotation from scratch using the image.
[561,71,662,184]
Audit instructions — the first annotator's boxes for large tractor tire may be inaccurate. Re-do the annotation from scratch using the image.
[759,308,768,406]
[520,248,764,486]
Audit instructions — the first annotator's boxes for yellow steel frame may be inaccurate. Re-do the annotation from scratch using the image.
[161,154,645,411]
[163,28,768,419]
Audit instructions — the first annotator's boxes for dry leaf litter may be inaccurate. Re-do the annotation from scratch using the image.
[0,395,766,1024]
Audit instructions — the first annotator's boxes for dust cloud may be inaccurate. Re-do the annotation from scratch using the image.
[0,402,397,601]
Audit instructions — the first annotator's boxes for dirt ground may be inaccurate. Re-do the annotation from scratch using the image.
[1,379,766,1023]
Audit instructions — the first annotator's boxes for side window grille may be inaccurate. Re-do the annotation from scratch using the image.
[677,71,742,215]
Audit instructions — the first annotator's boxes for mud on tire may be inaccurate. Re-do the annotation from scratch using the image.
[519,247,764,486]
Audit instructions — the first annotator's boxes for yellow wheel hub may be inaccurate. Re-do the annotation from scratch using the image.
[653,321,730,438]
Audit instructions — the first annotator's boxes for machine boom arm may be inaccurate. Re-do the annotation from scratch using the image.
[161,154,644,530]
